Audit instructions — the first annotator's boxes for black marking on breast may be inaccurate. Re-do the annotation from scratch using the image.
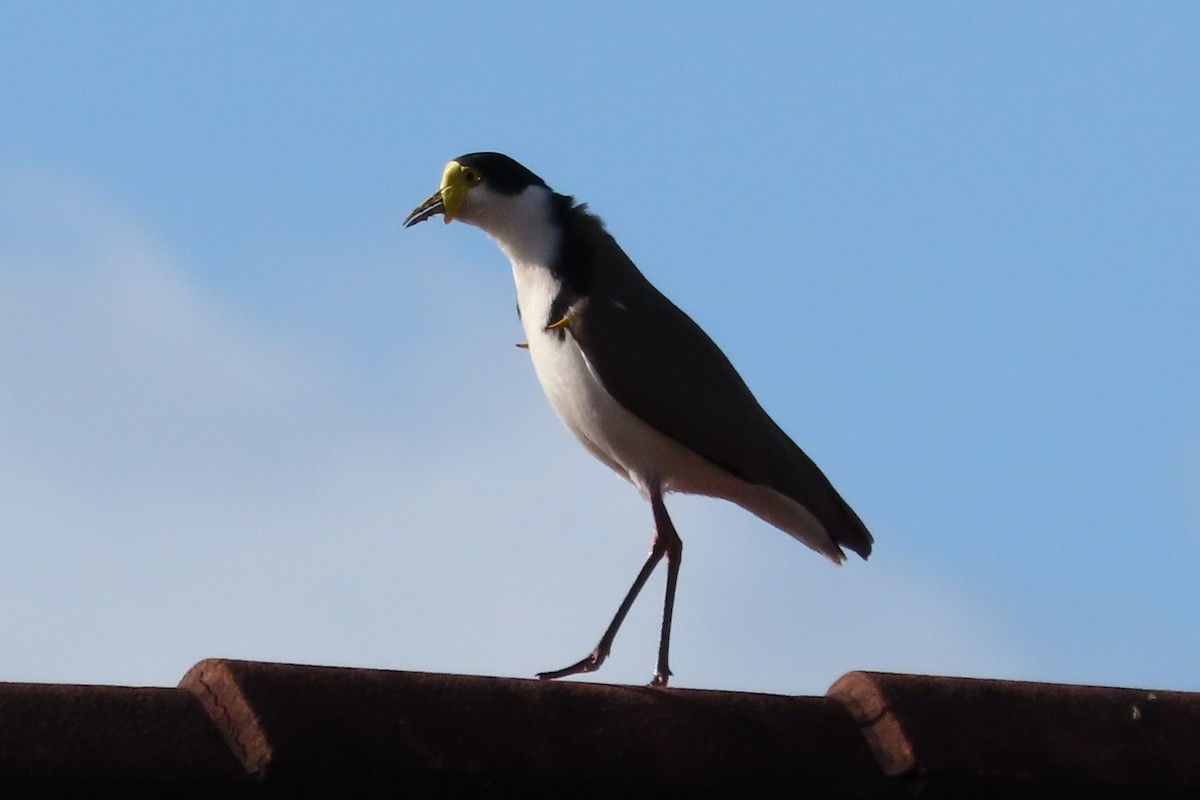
[548,195,595,302]
[536,195,601,341]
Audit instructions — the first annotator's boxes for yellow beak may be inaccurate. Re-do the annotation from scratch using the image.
[403,161,473,227]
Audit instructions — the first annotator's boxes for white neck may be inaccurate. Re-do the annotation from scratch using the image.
[463,184,561,271]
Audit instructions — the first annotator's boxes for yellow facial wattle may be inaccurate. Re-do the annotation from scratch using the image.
[438,161,472,223]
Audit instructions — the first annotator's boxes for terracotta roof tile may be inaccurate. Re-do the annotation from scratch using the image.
[0,681,247,795]
[180,658,888,795]
[828,671,1200,796]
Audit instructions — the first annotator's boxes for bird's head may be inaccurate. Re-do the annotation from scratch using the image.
[404,152,549,231]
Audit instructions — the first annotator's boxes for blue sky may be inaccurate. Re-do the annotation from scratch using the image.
[2,3,1197,694]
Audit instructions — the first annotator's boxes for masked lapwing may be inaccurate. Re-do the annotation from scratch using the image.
[405,152,872,687]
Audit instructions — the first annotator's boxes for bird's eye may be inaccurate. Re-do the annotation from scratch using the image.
[464,169,481,183]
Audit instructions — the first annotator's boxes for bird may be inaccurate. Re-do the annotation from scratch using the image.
[404,153,872,687]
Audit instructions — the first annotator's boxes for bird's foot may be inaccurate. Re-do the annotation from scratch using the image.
[649,667,672,688]
[536,648,608,681]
